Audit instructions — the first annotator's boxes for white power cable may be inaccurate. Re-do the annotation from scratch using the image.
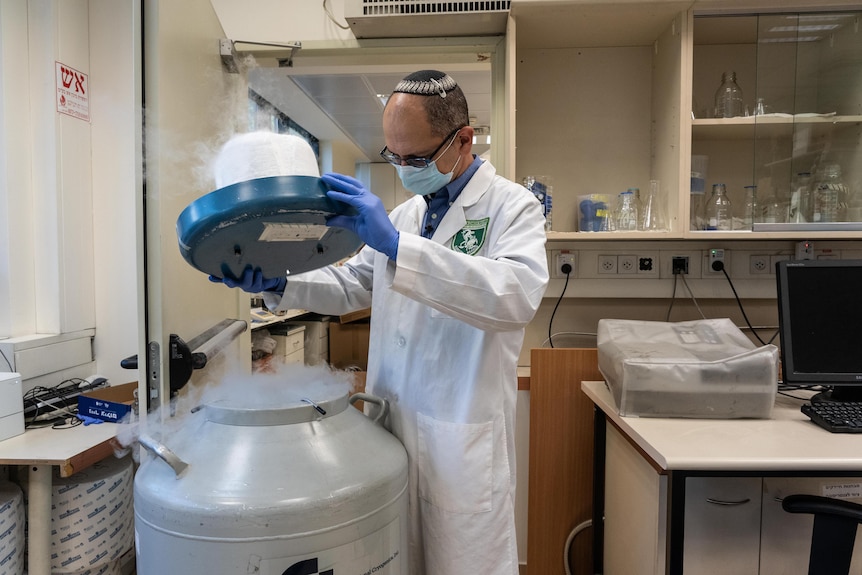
[563,518,593,575]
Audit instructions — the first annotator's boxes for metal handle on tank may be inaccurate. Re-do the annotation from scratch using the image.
[139,434,190,478]
[349,393,389,425]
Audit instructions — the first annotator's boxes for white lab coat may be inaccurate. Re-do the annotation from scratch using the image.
[266,161,549,574]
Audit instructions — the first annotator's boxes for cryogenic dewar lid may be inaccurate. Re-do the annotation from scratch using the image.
[176,175,363,279]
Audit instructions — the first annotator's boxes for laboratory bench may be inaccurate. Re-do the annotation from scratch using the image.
[582,380,862,575]
[0,422,121,575]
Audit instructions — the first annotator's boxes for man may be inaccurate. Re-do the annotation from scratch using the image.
[217,70,548,574]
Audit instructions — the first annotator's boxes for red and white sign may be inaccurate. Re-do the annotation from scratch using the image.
[55,62,90,122]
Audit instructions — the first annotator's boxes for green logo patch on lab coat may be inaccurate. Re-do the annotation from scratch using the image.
[450,218,489,255]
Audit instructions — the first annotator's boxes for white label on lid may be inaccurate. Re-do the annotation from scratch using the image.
[259,223,329,242]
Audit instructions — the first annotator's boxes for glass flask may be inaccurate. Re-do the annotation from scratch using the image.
[705,183,733,230]
[714,71,744,118]
[641,180,667,231]
[615,190,641,231]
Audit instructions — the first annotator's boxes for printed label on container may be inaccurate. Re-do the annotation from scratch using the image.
[258,517,400,575]
[822,482,862,500]
[259,223,328,242]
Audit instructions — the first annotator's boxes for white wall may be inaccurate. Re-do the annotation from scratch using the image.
[0,1,140,387]
[210,0,355,45]
[89,0,142,384]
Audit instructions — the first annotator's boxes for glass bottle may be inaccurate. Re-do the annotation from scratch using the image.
[641,180,667,231]
[714,71,744,118]
[788,172,812,223]
[705,183,733,230]
[813,164,846,223]
[761,189,783,224]
[742,185,757,230]
[615,189,640,231]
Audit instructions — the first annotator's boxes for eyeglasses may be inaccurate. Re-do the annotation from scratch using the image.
[379,127,463,168]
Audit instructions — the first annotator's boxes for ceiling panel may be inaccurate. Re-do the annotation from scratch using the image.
[251,68,491,163]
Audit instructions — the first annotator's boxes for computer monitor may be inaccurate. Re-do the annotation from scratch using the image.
[776,259,862,402]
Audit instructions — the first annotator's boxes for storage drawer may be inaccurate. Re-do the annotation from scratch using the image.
[269,324,305,362]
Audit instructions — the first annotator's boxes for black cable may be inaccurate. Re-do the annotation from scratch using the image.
[549,265,572,348]
[719,265,769,346]
[665,272,679,322]
[23,377,91,428]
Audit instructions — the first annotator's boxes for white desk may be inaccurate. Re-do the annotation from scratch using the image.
[582,381,862,574]
[0,423,119,575]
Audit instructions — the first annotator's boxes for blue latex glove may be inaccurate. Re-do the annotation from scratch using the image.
[77,414,104,426]
[208,267,286,294]
[322,172,399,260]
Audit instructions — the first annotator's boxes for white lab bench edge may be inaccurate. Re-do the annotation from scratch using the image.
[0,422,120,575]
[581,380,862,473]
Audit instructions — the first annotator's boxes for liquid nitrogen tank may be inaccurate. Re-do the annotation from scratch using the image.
[133,377,408,574]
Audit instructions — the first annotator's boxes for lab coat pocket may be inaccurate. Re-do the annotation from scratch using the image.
[417,412,493,514]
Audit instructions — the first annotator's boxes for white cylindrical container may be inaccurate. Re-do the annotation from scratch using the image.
[0,480,25,575]
[19,456,134,574]
[134,378,409,574]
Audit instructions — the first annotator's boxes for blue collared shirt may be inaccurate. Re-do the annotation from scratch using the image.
[422,155,483,239]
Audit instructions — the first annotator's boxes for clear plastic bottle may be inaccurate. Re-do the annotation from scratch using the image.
[641,180,667,231]
[616,189,641,231]
[714,71,744,118]
[813,164,846,223]
[524,176,553,231]
[705,183,733,230]
[690,190,705,230]
[742,185,757,230]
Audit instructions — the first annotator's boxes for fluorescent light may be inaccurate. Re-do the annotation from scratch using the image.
[768,24,840,32]
[759,36,822,43]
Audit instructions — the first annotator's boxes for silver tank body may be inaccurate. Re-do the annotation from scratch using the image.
[134,386,408,574]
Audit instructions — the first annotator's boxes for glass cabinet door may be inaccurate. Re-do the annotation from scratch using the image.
[691,11,862,234]
[753,12,862,230]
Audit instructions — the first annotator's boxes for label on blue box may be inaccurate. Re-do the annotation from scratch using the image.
[77,397,131,422]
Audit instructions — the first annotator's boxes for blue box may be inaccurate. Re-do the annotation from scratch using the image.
[77,382,137,423]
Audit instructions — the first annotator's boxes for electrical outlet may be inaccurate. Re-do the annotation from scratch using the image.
[659,251,701,279]
[598,255,617,274]
[554,251,576,278]
[672,256,690,275]
[796,240,814,260]
[749,254,771,275]
[707,248,726,274]
[618,254,637,274]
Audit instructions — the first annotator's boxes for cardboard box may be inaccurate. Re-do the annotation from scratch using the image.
[329,321,370,370]
[78,382,137,423]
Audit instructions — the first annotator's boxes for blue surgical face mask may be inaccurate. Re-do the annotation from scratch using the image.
[395,154,461,196]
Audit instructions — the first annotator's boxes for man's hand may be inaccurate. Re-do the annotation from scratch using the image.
[322,172,399,260]
[209,267,286,294]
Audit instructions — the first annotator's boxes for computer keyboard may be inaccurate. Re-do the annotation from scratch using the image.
[801,401,862,433]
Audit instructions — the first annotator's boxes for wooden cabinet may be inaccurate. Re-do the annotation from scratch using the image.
[527,348,602,575]
[510,1,862,241]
